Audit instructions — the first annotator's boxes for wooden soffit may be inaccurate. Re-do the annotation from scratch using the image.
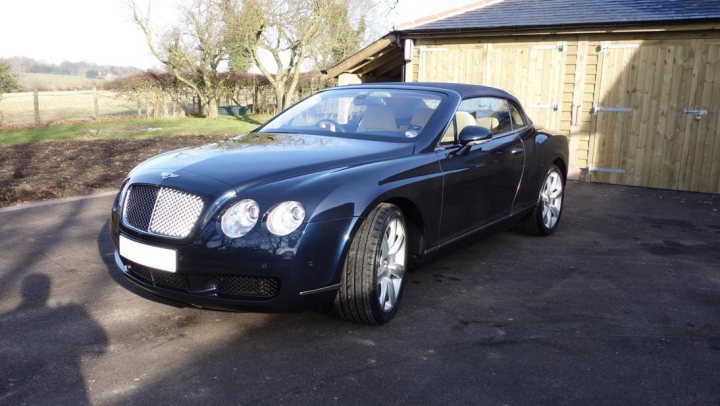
[324,34,399,79]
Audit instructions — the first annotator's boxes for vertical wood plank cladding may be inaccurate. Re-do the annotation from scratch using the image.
[485,43,565,131]
[703,44,720,193]
[417,40,567,132]
[569,37,589,174]
[417,45,488,83]
[679,42,720,193]
[590,40,694,190]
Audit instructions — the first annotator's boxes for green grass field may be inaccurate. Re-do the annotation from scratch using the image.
[0,89,138,126]
[0,115,271,144]
[17,73,103,91]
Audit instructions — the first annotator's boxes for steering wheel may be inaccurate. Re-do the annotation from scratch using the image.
[316,119,345,132]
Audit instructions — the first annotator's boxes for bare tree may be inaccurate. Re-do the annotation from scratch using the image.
[223,0,324,111]
[131,0,392,116]
[225,0,384,112]
[310,0,367,70]
[132,0,227,119]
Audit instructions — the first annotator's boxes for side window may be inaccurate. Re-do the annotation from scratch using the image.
[458,97,512,136]
[439,117,457,144]
[509,104,527,129]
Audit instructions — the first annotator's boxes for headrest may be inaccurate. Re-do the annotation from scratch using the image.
[455,111,476,129]
[476,116,500,130]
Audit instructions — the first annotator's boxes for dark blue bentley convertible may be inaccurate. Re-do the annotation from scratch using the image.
[110,83,568,324]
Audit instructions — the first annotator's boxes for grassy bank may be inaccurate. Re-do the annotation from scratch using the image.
[0,89,138,126]
[0,115,271,144]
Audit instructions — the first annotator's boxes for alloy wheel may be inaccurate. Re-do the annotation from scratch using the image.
[540,170,563,229]
[377,218,406,312]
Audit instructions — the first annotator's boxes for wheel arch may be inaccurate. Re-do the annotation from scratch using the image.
[383,197,425,260]
[348,194,427,264]
[553,157,567,182]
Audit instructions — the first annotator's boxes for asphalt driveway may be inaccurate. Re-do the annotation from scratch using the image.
[0,182,719,405]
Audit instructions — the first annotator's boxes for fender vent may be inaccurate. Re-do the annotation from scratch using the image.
[216,276,280,298]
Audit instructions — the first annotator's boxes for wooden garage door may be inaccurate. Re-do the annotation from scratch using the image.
[678,42,720,194]
[590,41,694,188]
[417,42,566,131]
[485,43,566,131]
[417,45,486,84]
[590,40,720,194]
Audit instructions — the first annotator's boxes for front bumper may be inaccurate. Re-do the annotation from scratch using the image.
[112,217,359,312]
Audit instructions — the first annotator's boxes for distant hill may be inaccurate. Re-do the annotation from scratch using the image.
[1,56,141,80]
[1,57,142,91]
[16,73,103,92]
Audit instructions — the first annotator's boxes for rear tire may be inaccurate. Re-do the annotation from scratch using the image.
[334,203,407,325]
[516,164,564,236]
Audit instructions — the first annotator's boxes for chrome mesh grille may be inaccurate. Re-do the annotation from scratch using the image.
[123,185,158,231]
[123,184,204,239]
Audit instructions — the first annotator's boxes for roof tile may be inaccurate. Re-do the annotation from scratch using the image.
[404,0,720,31]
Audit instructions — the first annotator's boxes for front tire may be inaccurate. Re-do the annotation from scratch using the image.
[334,203,407,325]
[516,164,565,236]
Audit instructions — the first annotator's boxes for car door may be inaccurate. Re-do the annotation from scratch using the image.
[506,101,541,210]
[436,97,525,242]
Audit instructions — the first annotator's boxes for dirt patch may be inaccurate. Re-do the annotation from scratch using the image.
[0,135,229,207]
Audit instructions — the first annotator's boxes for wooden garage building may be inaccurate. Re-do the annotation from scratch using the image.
[326,0,720,194]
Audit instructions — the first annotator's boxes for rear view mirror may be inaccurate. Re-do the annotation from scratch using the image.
[458,126,492,146]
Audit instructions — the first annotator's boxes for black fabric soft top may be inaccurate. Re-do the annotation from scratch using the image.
[340,82,520,104]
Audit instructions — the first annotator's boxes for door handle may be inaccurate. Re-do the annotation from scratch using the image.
[511,148,524,155]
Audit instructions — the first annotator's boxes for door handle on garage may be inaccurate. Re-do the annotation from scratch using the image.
[511,148,524,155]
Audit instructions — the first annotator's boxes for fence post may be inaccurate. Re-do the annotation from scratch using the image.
[93,86,99,119]
[33,89,41,126]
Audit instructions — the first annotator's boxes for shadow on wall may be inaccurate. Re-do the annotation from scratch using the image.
[589,39,720,194]
[0,274,108,405]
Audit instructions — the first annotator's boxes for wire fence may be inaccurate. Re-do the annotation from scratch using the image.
[0,89,142,127]
[0,74,333,127]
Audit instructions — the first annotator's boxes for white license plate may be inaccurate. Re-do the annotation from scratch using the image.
[119,235,177,273]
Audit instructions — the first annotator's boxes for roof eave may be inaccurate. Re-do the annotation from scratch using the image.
[399,19,720,37]
[323,34,399,78]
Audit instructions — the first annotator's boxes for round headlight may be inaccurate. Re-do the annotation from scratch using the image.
[221,199,259,238]
[266,201,305,236]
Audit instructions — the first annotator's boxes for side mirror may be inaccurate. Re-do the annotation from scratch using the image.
[458,125,492,146]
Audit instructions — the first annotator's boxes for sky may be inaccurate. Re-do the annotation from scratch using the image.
[0,0,476,70]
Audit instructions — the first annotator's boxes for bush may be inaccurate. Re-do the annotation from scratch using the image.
[104,71,190,118]
[222,72,335,114]
[0,63,19,94]
[104,70,336,117]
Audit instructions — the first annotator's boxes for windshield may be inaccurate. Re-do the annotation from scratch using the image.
[259,88,445,141]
